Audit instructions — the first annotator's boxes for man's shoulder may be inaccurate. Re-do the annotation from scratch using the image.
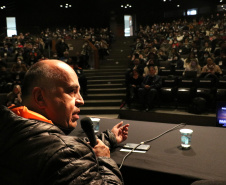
[0,105,87,154]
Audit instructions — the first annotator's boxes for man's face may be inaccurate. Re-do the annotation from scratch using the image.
[149,67,156,76]
[43,66,84,130]
[207,58,213,65]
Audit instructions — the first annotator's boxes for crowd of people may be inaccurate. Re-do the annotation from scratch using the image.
[122,14,226,111]
[0,26,113,105]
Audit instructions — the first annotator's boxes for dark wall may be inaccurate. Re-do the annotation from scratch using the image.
[0,0,220,35]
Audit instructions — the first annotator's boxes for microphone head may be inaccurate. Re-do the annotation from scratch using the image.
[80,117,93,132]
[80,117,97,147]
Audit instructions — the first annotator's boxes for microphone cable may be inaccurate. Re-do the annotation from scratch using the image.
[119,122,186,170]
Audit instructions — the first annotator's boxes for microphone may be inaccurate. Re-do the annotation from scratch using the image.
[80,117,97,147]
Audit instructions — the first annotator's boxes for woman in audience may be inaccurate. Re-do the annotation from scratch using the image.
[6,84,22,106]
[183,58,201,77]
[184,51,199,69]
[143,59,159,77]
[201,57,222,79]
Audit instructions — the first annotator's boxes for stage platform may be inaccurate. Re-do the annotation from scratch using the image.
[118,108,216,127]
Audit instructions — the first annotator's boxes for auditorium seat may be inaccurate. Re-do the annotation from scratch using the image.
[159,60,171,69]
[176,78,196,108]
[174,69,184,77]
[158,69,173,77]
[195,78,215,109]
[159,77,177,107]
[216,78,226,101]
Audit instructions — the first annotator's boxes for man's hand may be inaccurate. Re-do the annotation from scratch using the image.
[93,139,110,158]
[111,121,129,144]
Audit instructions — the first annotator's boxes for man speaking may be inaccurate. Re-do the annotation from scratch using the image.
[0,60,129,184]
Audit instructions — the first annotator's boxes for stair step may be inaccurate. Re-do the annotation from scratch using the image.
[86,75,124,80]
[85,72,126,77]
[87,79,125,84]
[99,65,127,68]
[84,68,126,73]
[80,106,121,115]
[88,88,126,94]
[79,36,134,116]
[83,93,125,100]
[87,83,124,88]
[84,99,122,106]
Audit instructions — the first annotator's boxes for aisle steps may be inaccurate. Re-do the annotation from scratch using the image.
[80,36,134,115]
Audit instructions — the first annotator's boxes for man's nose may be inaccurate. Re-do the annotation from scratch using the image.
[75,93,84,106]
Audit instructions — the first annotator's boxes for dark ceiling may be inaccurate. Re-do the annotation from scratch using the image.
[0,0,222,31]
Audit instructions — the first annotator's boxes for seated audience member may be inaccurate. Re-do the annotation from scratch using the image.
[157,49,168,62]
[184,51,198,69]
[171,54,184,69]
[126,58,144,83]
[80,40,91,68]
[143,59,159,77]
[198,51,211,67]
[183,58,202,77]
[201,41,212,54]
[180,38,191,55]
[27,53,38,66]
[0,56,8,71]
[131,52,145,64]
[0,60,129,184]
[11,58,28,85]
[122,69,143,109]
[138,66,162,111]
[159,39,171,54]
[201,57,222,79]
[214,50,226,69]
[6,84,22,106]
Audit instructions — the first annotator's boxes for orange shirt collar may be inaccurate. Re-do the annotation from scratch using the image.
[9,105,53,124]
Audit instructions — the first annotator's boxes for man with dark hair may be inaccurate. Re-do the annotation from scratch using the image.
[0,60,129,184]
[138,66,162,111]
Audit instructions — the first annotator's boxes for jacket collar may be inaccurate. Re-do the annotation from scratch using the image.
[8,105,53,124]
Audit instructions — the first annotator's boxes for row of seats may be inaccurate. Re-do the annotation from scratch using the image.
[158,67,226,77]
[158,77,226,111]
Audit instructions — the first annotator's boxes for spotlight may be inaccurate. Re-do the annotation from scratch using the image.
[120,3,132,8]
[60,3,72,8]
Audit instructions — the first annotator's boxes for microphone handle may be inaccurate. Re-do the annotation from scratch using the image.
[85,131,97,147]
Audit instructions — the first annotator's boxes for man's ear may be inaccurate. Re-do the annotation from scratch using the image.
[32,87,46,109]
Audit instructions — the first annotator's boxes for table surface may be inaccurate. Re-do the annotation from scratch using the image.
[70,115,226,182]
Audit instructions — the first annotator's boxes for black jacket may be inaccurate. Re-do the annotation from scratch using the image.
[141,75,162,90]
[0,106,123,185]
